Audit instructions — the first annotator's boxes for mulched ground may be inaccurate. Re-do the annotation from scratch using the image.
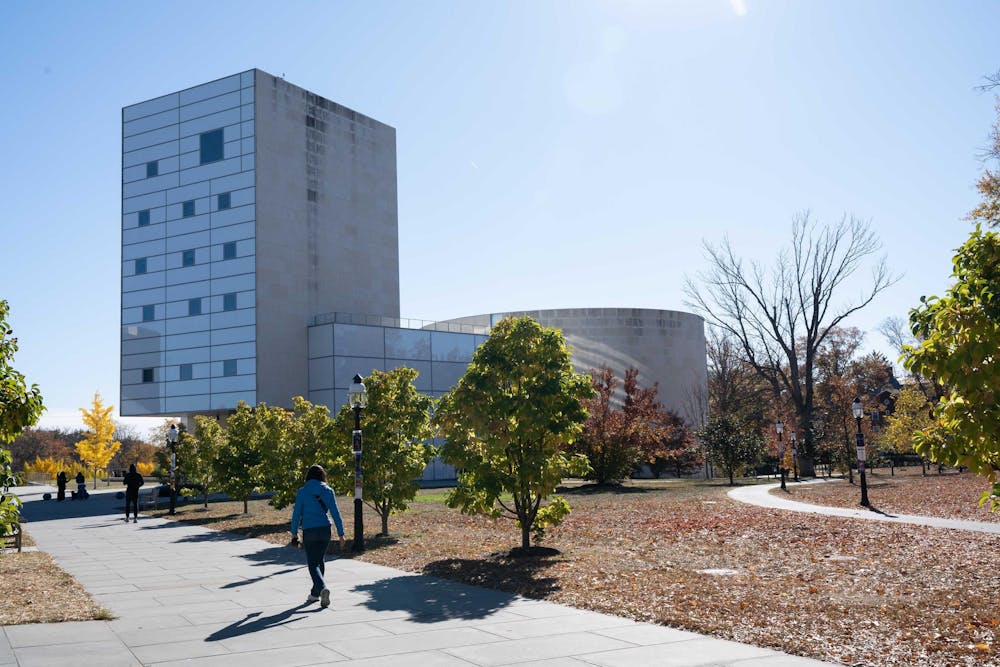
[0,547,111,625]
[777,466,1000,522]
[154,478,1000,666]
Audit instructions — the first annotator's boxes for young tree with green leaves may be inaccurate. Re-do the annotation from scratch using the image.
[1,300,44,446]
[904,73,1000,509]
[213,402,268,513]
[698,415,766,486]
[434,317,594,550]
[263,396,347,510]
[331,367,435,535]
[176,416,226,507]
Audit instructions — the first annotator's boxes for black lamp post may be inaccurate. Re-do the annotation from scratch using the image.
[348,374,368,552]
[852,397,870,507]
[790,430,799,482]
[166,424,178,515]
[776,420,786,491]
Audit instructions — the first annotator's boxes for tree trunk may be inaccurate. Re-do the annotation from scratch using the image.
[243,498,248,514]
[380,512,389,536]
[521,520,531,549]
[203,487,208,508]
[728,468,735,485]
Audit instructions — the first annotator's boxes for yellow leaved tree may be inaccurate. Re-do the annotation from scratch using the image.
[75,393,121,488]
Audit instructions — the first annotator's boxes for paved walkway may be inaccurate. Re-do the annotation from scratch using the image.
[728,480,1000,535]
[2,484,831,666]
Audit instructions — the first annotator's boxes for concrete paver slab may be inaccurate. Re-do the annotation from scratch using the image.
[445,631,635,665]
[13,639,140,667]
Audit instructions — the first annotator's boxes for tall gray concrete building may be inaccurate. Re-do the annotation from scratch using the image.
[121,71,708,484]
[121,70,398,416]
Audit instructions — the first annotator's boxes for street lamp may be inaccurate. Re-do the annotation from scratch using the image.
[775,420,786,491]
[852,397,870,507]
[166,424,178,515]
[790,430,799,482]
[348,374,368,552]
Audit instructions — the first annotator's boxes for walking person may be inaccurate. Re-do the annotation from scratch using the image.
[123,464,144,523]
[290,465,345,608]
[74,471,88,500]
[56,471,68,502]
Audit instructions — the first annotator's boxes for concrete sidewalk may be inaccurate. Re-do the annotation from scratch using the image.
[3,485,830,666]
[729,480,1000,535]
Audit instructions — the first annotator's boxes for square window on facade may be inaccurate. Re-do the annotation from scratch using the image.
[141,305,155,322]
[146,161,158,178]
[182,249,195,267]
[138,210,150,227]
[223,293,237,312]
[307,189,317,202]
[182,200,195,218]
[306,115,316,128]
[135,258,147,275]
[188,298,201,316]
[223,359,237,377]
[223,242,237,260]
[180,364,193,381]
[199,129,224,165]
[142,368,154,383]
[218,192,231,210]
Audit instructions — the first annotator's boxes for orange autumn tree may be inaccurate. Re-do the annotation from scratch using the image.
[75,392,120,488]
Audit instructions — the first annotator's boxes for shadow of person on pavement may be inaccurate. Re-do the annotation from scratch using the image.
[204,602,320,641]
[351,573,517,623]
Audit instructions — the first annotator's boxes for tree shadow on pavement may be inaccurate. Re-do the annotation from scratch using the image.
[352,573,518,623]
[204,602,321,641]
[420,551,562,601]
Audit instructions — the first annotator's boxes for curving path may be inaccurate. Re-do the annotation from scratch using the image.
[728,480,1000,535]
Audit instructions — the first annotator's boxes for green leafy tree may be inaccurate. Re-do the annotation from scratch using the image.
[176,416,226,507]
[434,317,594,550]
[904,74,1000,509]
[698,415,766,486]
[876,387,931,456]
[331,367,436,535]
[0,447,21,540]
[213,402,267,513]
[263,397,347,510]
[1,300,44,444]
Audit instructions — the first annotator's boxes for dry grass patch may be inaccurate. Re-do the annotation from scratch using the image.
[156,479,1000,666]
[778,467,1000,522]
[0,546,112,625]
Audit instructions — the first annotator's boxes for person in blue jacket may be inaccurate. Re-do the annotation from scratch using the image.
[290,465,345,608]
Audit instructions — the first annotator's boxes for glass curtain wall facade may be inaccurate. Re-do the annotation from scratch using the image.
[121,71,257,415]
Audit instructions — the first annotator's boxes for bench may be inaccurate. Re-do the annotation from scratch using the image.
[1,527,22,553]
[138,485,164,511]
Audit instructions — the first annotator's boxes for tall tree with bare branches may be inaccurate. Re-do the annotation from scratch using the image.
[684,214,897,475]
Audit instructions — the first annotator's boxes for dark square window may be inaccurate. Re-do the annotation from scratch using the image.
[142,368,154,383]
[307,189,317,202]
[306,115,316,128]
[182,249,195,267]
[223,359,237,377]
[180,364,193,381]
[199,129,224,165]
[182,200,195,218]
[135,258,147,275]
[223,242,237,260]
[138,210,150,227]
[146,161,158,178]
[217,192,231,210]
[223,293,237,312]
[188,298,202,316]
[141,305,155,322]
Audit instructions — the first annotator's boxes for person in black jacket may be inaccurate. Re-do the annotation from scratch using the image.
[123,464,144,522]
[56,471,68,502]
[74,471,88,500]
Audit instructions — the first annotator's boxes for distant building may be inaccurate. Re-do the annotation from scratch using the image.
[121,71,706,483]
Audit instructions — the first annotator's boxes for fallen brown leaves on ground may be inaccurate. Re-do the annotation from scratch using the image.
[782,466,1000,523]
[156,477,1000,666]
[0,547,111,625]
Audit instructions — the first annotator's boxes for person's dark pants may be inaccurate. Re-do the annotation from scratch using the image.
[302,526,332,597]
[57,487,65,501]
[125,493,138,519]
[76,483,87,500]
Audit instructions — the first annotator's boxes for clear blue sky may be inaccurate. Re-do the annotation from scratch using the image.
[2,1,997,434]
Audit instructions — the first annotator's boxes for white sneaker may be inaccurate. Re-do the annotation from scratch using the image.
[306,594,320,603]
[320,589,331,608]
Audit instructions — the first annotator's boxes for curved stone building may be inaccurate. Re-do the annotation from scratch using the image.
[439,308,707,424]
